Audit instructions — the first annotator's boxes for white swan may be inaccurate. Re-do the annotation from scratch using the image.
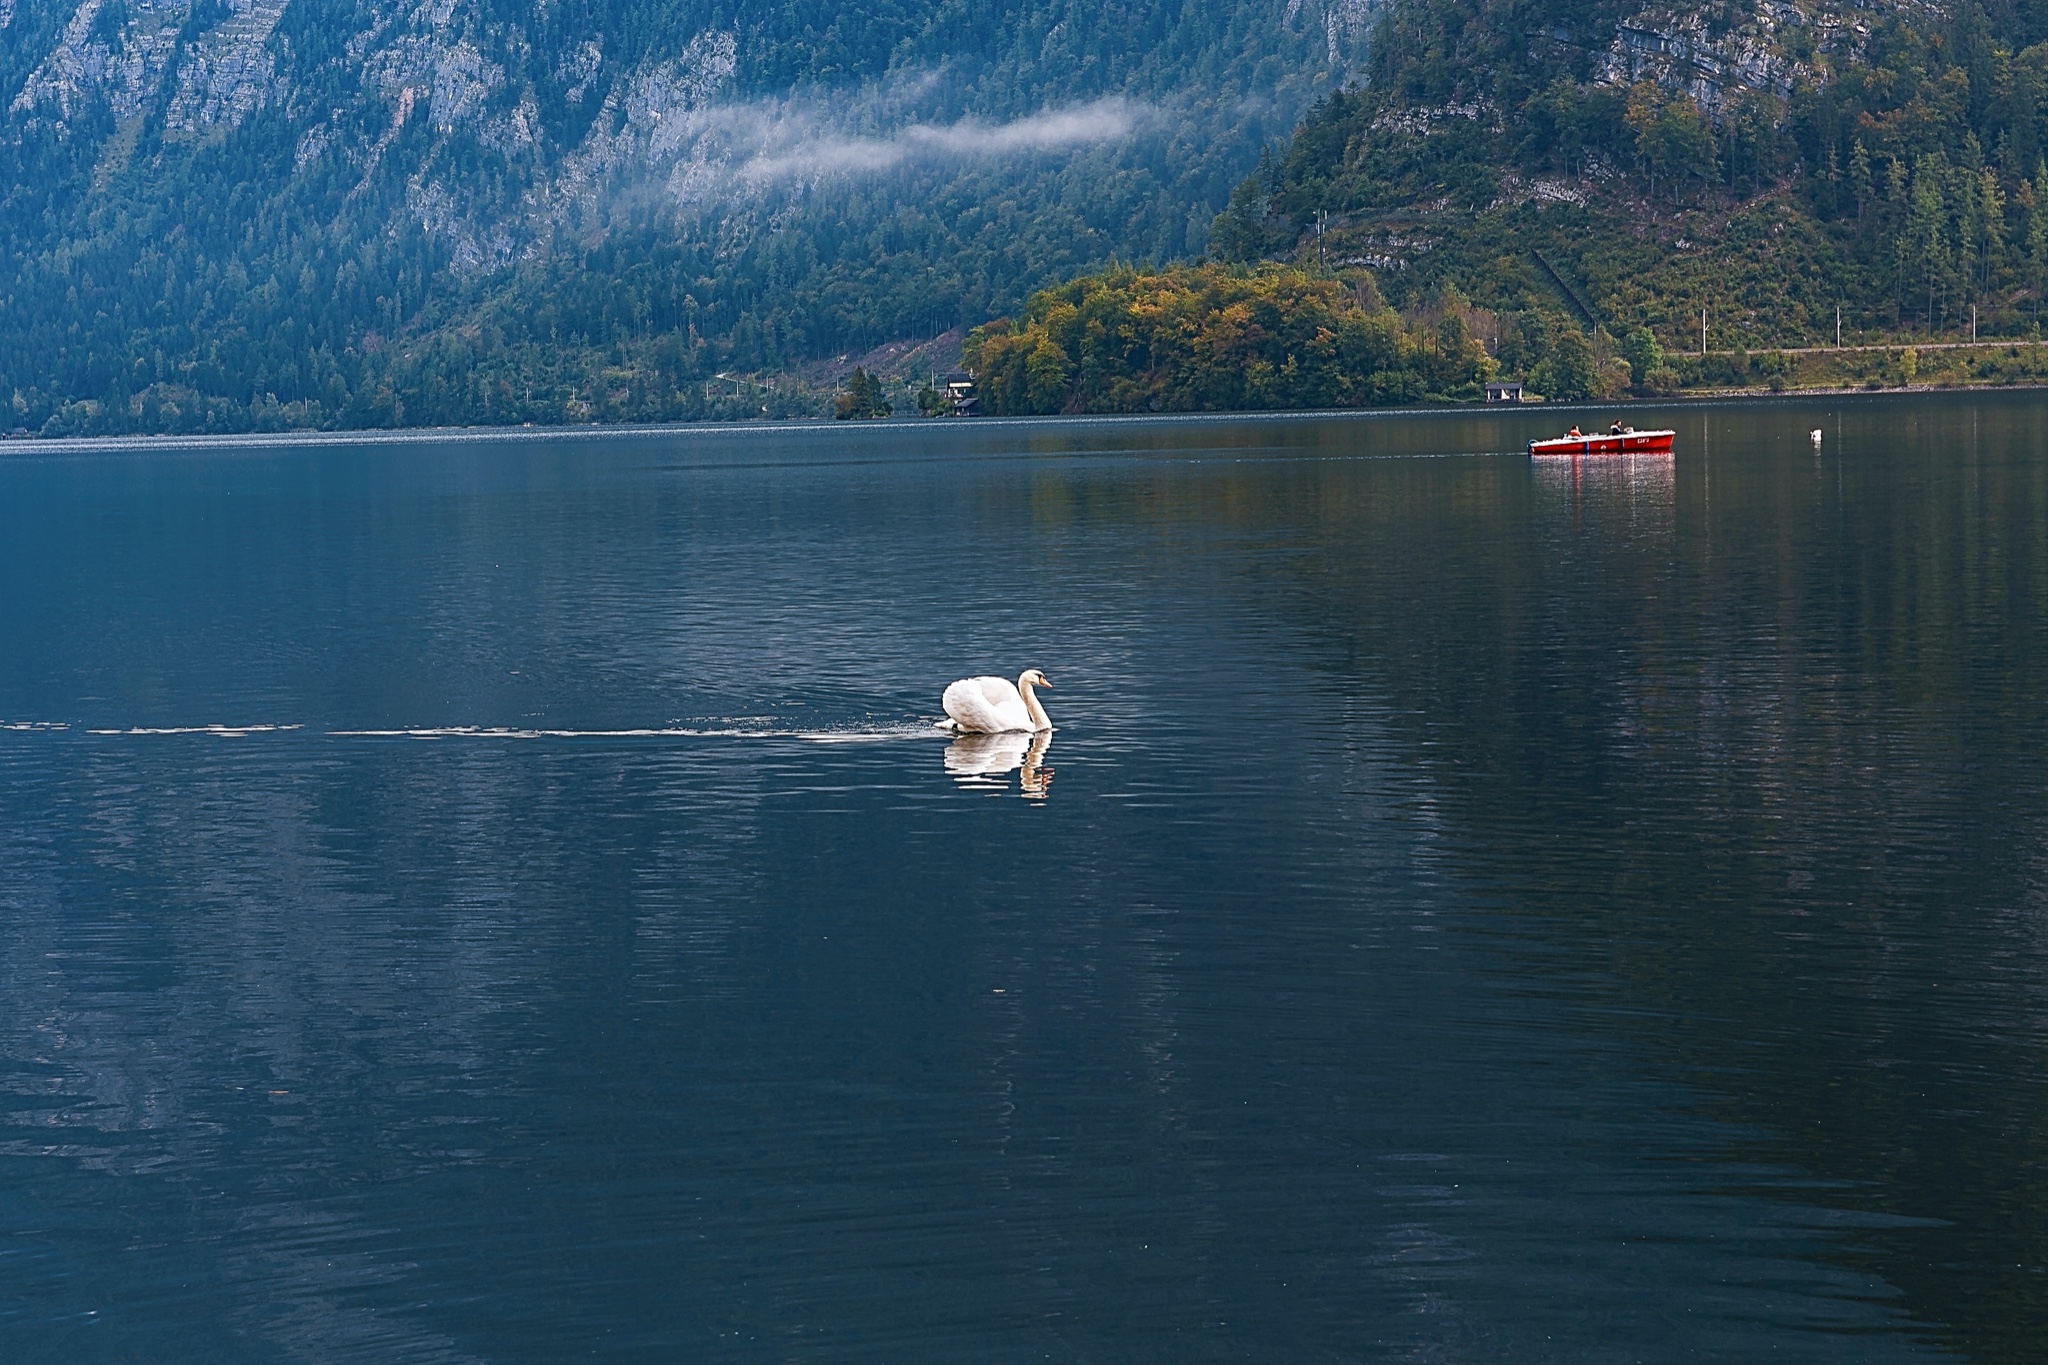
[939,669,1052,734]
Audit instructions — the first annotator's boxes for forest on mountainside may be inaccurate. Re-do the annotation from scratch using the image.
[0,0,1368,436]
[1172,0,2048,402]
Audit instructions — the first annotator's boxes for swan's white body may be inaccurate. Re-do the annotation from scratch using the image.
[939,670,1052,734]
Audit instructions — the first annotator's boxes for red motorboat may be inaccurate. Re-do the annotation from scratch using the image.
[1528,426,1675,456]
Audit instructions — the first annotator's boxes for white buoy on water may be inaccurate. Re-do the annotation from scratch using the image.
[1810,428,1823,445]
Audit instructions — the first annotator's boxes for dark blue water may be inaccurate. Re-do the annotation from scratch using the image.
[1,397,2043,1362]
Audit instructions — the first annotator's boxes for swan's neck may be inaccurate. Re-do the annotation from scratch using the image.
[1017,677,1052,731]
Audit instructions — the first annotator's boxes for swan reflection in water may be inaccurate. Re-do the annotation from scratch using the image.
[943,729,1053,800]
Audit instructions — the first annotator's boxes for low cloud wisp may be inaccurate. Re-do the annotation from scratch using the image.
[732,98,1143,184]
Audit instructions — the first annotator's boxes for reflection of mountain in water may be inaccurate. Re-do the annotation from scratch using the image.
[1023,397,2048,1359]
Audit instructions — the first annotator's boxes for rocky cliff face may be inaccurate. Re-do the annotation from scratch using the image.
[9,2,745,260]
[1592,0,1885,109]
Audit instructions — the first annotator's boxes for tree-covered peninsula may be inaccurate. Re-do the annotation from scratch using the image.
[964,263,1506,414]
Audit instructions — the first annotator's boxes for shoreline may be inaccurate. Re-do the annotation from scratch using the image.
[5,381,2047,454]
[1601,378,2048,402]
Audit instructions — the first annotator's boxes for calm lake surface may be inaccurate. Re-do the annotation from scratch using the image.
[2,395,2045,1362]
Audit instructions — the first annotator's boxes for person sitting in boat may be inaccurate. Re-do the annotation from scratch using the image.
[1567,426,1582,438]
[1609,420,1624,434]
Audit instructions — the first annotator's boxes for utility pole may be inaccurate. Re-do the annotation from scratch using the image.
[1836,304,1841,349]
[1317,210,1328,274]
[1972,304,1978,342]
[1701,307,1707,357]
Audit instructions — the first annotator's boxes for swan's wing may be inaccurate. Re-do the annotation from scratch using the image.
[943,676,1017,733]
[945,676,1033,732]
[942,678,989,730]
[974,677,1032,731]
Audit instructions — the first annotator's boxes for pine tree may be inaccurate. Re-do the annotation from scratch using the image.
[1909,155,1951,333]
[834,367,891,419]
[1978,169,2005,295]
[1956,168,1979,306]
[1850,142,1873,231]
[2028,177,2048,321]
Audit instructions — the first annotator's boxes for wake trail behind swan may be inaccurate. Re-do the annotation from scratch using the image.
[316,723,941,742]
[85,724,305,736]
[12,720,948,743]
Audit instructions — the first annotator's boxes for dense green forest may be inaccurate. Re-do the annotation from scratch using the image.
[0,0,1367,435]
[1187,0,2048,398]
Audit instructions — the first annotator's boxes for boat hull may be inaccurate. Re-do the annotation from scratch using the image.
[1528,429,1675,456]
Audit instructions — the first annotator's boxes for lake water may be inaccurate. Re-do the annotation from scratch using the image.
[1,395,2044,1362]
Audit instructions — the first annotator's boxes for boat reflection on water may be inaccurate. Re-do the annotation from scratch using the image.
[943,730,1053,800]
[1529,450,1676,490]
[1532,448,1676,524]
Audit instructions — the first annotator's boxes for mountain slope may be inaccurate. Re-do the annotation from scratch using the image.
[1191,0,2048,398]
[0,0,1373,434]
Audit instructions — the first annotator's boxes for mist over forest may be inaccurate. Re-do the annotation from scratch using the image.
[0,0,1368,433]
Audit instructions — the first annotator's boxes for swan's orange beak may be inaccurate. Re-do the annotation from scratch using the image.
[1038,676,1052,687]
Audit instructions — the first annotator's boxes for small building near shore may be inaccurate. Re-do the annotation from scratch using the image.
[1486,381,1525,404]
[944,371,978,416]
